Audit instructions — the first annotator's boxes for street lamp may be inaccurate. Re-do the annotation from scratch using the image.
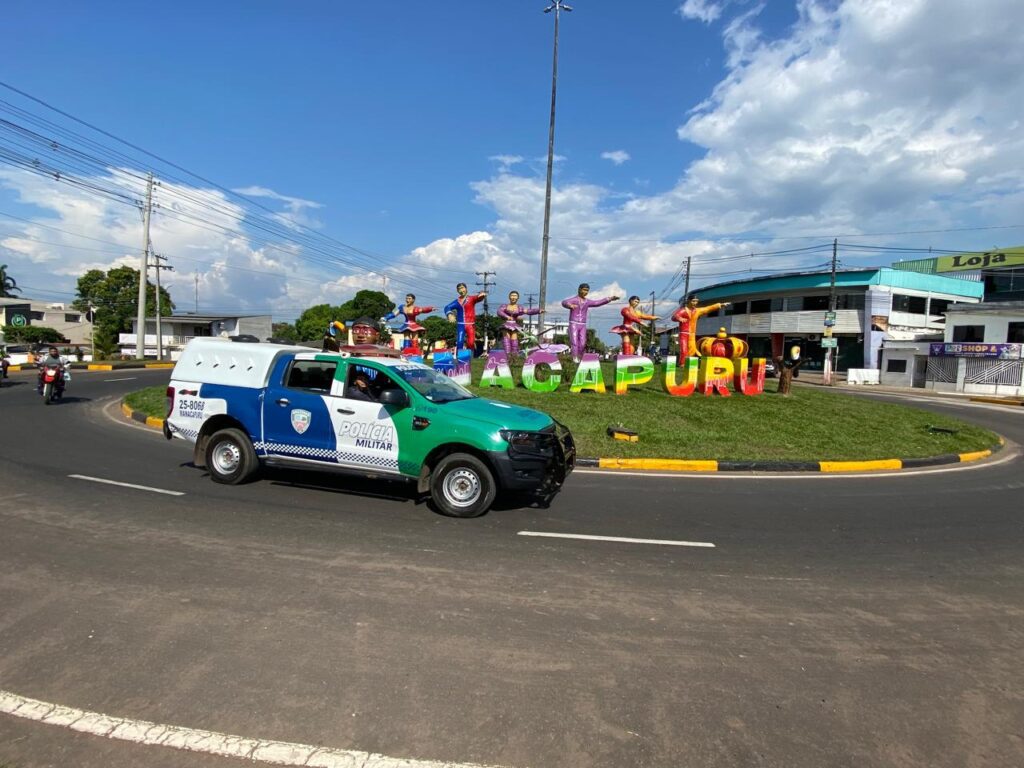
[538,0,573,318]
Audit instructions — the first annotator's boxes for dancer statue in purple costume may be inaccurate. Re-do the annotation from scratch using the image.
[561,283,620,360]
[497,290,543,358]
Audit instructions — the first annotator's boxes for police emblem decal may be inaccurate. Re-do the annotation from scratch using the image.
[291,409,312,434]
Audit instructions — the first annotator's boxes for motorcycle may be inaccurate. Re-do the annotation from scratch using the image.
[39,363,66,404]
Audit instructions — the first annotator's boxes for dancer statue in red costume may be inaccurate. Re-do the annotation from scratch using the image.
[610,295,659,356]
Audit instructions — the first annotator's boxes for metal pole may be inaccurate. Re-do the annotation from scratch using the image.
[135,172,153,359]
[823,238,838,385]
[154,254,164,361]
[538,1,571,318]
[475,270,495,351]
[683,255,692,301]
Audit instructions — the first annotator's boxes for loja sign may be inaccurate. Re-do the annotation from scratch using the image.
[476,351,767,397]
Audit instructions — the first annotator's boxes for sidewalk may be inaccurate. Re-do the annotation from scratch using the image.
[790,371,1024,406]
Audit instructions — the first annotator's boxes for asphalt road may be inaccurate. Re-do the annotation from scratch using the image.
[1,368,1022,768]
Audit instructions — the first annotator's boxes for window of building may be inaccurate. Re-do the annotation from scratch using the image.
[802,295,830,311]
[64,313,81,323]
[929,298,951,316]
[836,293,865,310]
[30,311,45,320]
[952,325,985,342]
[724,301,745,315]
[749,298,772,313]
[892,294,927,313]
[1007,322,1024,344]
[886,359,908,373]
[784,297,804,311]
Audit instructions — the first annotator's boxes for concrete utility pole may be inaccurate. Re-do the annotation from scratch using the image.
[135,172,154,359]
[649,290,657,352]
[823,238,838,385]
[538,0,573,320]
[194,273,199,314]
[152,254,174,360]
[683,255,692,302]
[475,270,496,351]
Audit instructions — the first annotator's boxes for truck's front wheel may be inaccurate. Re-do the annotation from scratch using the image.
[206,428,258,485]
[430,453,496,518]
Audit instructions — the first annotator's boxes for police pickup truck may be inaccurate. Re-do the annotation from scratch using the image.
[164,338,574,517]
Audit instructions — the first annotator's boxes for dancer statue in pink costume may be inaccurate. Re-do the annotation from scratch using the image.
[497,290,543,358]
[561,283,620,360]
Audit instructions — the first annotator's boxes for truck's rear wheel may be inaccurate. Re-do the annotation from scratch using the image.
[206,428,258,485]
[430,452,496,518]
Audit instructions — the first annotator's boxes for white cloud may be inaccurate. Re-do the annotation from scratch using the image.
[489,155,524,172]
[601,150,631,166]
[679,0,727,24]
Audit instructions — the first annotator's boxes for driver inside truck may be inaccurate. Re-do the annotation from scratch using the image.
[345,370,374,402]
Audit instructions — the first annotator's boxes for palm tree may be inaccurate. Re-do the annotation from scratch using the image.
[0,264,21,298]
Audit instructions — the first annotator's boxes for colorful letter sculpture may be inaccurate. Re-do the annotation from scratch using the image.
[480,351,514,389]
[522,349,562,393]
[614,354,654,395]
[433,348,472,385]
[663,356,699,397]
[570,353,606,394]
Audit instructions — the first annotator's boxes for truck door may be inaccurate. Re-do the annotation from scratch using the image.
[261,358,340,463]
[327,364,402,474]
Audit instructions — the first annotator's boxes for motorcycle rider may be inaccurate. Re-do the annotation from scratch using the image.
[37,346,69,398]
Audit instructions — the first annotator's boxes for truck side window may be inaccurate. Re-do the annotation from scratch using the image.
[285,360,337,392]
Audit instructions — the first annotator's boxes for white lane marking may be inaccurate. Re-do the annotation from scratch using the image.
[103,377,137,382]
[0,690,505,768]
[68,474,184,497]
[518,531,715,548]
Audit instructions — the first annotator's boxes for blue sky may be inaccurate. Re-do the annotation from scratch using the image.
[2,0,1023,336]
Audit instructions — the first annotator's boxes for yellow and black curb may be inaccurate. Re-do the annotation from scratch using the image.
[576,443,1002,472]
[121,402,166,430]
[7,362,174,372]
[123,398,1004,474]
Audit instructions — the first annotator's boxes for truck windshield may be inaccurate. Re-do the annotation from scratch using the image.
[393,366,475,403]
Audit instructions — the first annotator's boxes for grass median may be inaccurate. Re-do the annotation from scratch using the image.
[126,367,999,461]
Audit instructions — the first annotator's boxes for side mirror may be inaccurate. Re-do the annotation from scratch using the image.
[379,388,409,408]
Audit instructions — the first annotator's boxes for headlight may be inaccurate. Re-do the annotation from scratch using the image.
[500,430,554,455]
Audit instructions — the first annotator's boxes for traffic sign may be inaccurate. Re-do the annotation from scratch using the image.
[821,338,838,348]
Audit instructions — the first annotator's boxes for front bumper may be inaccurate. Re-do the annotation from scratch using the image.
[488,421,575,494]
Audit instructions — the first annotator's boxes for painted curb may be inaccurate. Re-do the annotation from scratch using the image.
[969,395,1024,407]
[121,401,1004,474]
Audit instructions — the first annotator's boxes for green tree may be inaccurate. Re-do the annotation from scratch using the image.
[295,304,338,342]
[585,328,608,355]
[1,325,66,344]
[337,290,394,323]
[475,314,504,349]
[0,264,21,297]
[271,322,299,343]
[72,266,174,357]
[422,315,456,348]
